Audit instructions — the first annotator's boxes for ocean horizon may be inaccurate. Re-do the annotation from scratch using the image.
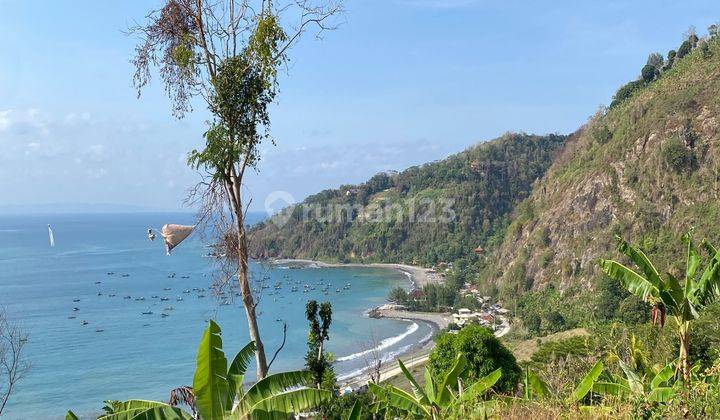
[0,213,432,419]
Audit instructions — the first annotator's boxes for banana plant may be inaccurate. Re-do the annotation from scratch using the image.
[593,360,677,403]
[522,367,551,400]
[369,354,501,419]
[72,321,331,419]
[570,360,604,403]
[599,230,720,382]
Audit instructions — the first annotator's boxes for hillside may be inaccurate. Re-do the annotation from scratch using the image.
[249,133,567,265]
[485,35,720,322]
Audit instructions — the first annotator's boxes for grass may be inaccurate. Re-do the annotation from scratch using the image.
[505,328,589,362]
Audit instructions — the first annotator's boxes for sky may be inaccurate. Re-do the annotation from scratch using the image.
[1,0,719,213]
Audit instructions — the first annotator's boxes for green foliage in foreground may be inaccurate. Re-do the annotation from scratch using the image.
[370,354,501,419]
[67,321,331,420]
[429,326,521,394]
[599,229,720,382]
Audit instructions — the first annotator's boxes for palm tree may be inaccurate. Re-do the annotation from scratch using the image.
[68,321,331,419]
[599,230,720,382]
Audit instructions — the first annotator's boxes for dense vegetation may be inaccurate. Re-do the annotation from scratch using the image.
[249,133,566,267]
[488,26,720,329]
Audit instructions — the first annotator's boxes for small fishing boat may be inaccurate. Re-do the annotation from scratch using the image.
[95,329,104,333]
[163,287,172,291]
[121,274,130,277]
[160,297,170,301]
[68,315,77,319]
[81,320,89,325]
[72,298,80,302]
[141,310,153,315]
[176,297,183,302]
[124,295,132,299]
[161,313,169,318]
[94,281,102,284]
[73,307,80,311]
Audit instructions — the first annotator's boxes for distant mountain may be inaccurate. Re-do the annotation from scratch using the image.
[249,133,567,266]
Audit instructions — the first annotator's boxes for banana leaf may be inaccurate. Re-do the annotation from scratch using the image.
[616,237,664,290]
[526,369,550,399]
[571,360,603,403]
[398,358,429,404]
[247,388,332,417]
[193,320,229,420]
[97,400,193,420]
[383,385,431,417]
[227,341,256,406]
[618,360,643,395]
[593,381,630,397]
[598,260,658,301]
[647,386,676,403]
[242,370,314,408]
[436,353,467,407]
[424,367,436,403]
[650,364,675,389]
[346,401,361,420]
[449,368,501,410]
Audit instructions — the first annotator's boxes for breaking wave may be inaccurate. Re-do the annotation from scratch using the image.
[336,320,418,362]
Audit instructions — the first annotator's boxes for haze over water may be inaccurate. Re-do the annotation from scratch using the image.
[0,213,432,419]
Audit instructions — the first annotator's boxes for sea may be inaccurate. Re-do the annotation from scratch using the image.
[0,213,434,419]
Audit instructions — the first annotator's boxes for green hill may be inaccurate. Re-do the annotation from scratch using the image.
[485,34,720,327]
[248,133,567,265]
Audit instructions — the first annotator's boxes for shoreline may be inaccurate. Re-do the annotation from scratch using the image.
[265,258,450,386]
[267,258,445,289]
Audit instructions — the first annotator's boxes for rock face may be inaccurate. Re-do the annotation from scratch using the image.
[488,42,720,300]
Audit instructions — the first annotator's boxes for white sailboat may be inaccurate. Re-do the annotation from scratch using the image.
[48,224,55,247]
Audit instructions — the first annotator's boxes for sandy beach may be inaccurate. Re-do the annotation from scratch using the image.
[269,259,445,288]
[268,258,453,386]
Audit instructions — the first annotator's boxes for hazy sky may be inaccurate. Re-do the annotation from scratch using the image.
[1,0,719,212]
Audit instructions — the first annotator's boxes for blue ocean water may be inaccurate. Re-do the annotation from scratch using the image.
[0,213,432,419]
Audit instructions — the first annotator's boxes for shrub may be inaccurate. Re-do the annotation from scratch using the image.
[641,64,657,83]
[662,136,696,172]
[610,80,645,108]
[677,39,692,59]
[618,296,649,324]
[429,325,521,394]
[591,124,613,145]
[544,311,566,333]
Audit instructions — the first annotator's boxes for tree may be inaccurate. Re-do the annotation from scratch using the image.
[599,230,720,382]
[68,321,331,419]
[429,325,521,393]
[0,310,29,416]
[646,52,664,72]
[387,286,408,304]
[641,64,657,83]
[305,300,334,389]
[129,0,342,380]
[677,40,693,59]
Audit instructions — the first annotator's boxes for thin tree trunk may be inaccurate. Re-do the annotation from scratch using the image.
[679,324,690,383]
[228,175,268,380]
